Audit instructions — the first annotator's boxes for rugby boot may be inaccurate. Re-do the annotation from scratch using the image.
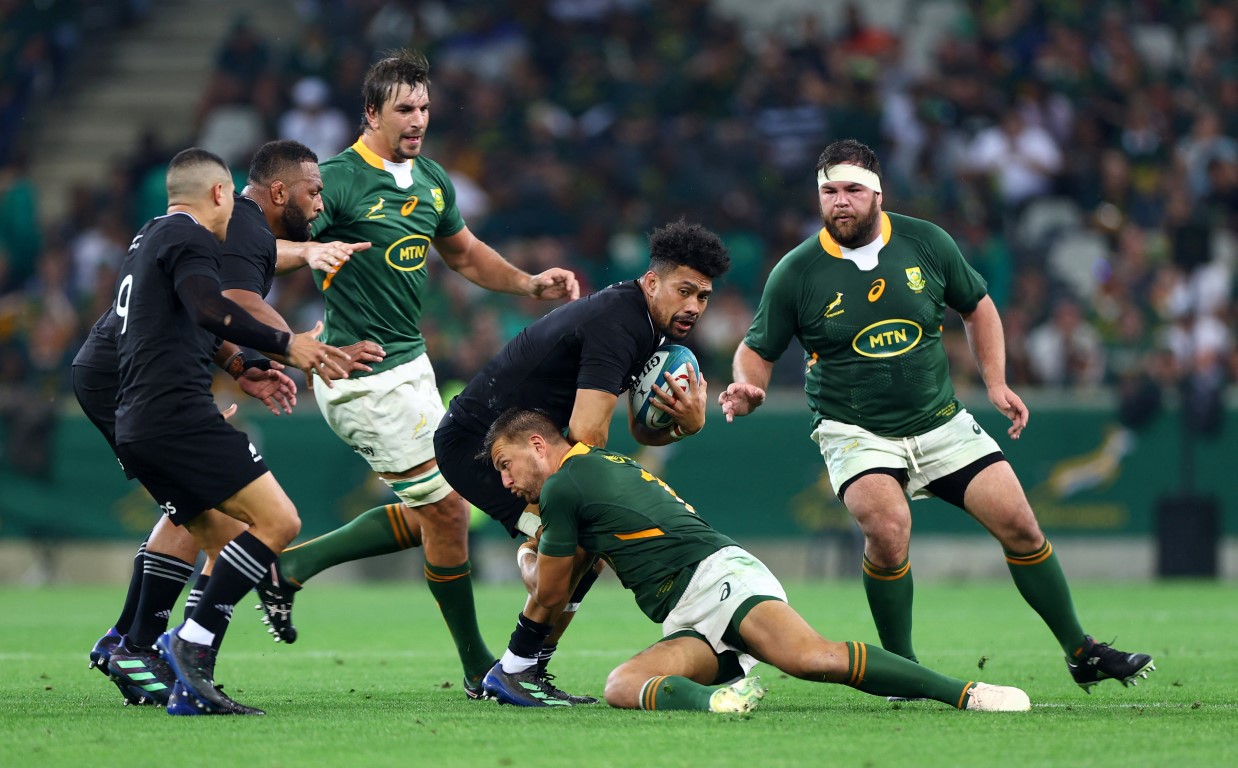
[88,627,122,676]
[964,683,1032,712]
[1067,636,1155,692]
[105,638,175,706]
[481,661,572,707]
[708,675,768,715]
[254,562,299,643]
[155,626,231,714]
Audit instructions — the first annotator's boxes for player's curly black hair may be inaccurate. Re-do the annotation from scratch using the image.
[648,219,731,279]
[360,49,431,131]
[815,139,883,178]
[247,140,319,187]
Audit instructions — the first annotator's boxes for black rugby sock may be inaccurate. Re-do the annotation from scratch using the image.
[127,552,194,649]
[187,532,276,644]
[113,540,148,635]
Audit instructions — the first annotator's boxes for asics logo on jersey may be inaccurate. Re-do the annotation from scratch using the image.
[905,267,926,292]
[824,292,845,318]
[719,582,731,601]
[868,278,886,302]
[128,234,143,253]
[852,319,924,358]
[385,234,431,272]
[365,197,386,219]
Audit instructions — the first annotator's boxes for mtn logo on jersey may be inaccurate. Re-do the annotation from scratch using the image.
[905,267,926,292]
[852,319,923,358]
[385,234,431,272]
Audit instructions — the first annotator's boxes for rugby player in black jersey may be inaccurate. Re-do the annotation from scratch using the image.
[437,220,731,705]
[101,147,352,715]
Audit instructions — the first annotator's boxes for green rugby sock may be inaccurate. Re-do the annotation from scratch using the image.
[638,675,715,711]
[1005,540,1088,656]
[281,504,416,585]
[845,641,973,708]
[425,560,495,681]
[862,555,918,662]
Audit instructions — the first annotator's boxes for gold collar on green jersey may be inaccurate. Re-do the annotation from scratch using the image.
[350,137,415,171]
[818,212,893,257]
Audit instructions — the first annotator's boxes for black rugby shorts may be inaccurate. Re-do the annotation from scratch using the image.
[434,411,525,537]
[71,364,135,480]
[116,420,269,526]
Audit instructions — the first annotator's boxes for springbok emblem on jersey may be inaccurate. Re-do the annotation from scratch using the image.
[824,292,845,318]
[365,197,386,219]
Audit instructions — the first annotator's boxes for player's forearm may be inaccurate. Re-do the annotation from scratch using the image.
[223,288,292,335]
[445,240,532,296]
[274,239,310,275]
[178,277,291,357]
[961,295,1008,389]
[732,343,774,390]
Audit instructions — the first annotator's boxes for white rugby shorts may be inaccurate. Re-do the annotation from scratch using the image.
[314,353,445,473]
[662,546,787,675]
[811,408,1001,500]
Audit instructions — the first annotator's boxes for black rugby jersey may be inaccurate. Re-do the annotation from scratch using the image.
[75,197,278,377]
[449,280,663,433]
[220,195,276,298]
[113,212,229,443]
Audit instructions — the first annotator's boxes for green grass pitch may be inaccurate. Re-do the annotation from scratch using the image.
[1,579,1234,767]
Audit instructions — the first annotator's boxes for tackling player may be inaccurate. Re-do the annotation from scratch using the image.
[481,408,1033,714]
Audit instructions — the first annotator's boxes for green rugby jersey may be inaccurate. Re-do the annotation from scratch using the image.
[538,444,737,622]
[310,139,465,375]
[744,212,987,437]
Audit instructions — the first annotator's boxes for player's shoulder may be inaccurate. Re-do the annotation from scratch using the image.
[887,211,955,250]
[413,154,451,182]
[768,231,835,281]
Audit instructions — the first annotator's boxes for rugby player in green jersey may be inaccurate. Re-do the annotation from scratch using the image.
[257,50,580,699]
[481,408,1031,713]
[719,139,1154,694]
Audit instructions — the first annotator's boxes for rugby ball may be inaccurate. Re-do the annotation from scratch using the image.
[630,344,698,430]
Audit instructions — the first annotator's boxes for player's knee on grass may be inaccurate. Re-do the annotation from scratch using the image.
[603,663,645,709]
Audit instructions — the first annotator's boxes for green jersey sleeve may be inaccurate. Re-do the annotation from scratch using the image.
[430,168,465,239]
[538,473,582,558]
[311,160,353,240]
[743,255,802,362]
[929,222,987,313]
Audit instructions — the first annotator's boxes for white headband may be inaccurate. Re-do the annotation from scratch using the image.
[817,164,882,194]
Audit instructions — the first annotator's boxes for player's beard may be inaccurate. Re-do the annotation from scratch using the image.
[281,204,313,242]
[821,199,881,248]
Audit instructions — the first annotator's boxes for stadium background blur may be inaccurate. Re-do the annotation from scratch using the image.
[1,0,1235,584]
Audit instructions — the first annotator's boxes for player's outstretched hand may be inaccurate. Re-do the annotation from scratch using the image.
[238,364,298,415]
[988,383,1029,439]
[528,268,580,301]
[308,241,371,274]
[288,321,351,387]
[651,364,707,435]
[718,382,766,423]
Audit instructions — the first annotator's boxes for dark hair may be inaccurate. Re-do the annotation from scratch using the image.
[480,407,562,464]
[815,139,882,179]
[360,49,431,131]
[168,147,228,176]
[648,220,731,279]
[166,147,230,200]
[248,140,318,187]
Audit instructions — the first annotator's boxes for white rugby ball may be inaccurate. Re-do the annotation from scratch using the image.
[629,344,698,430]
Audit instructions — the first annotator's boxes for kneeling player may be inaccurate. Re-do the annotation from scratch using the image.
[482,409,1032,714]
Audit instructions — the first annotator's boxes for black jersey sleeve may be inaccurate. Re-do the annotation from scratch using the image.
[577,317,646,395]
[174,273,291,356]
[220,197,276,296]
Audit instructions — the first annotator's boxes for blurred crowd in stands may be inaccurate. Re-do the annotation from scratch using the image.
[2,0,1236,445]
